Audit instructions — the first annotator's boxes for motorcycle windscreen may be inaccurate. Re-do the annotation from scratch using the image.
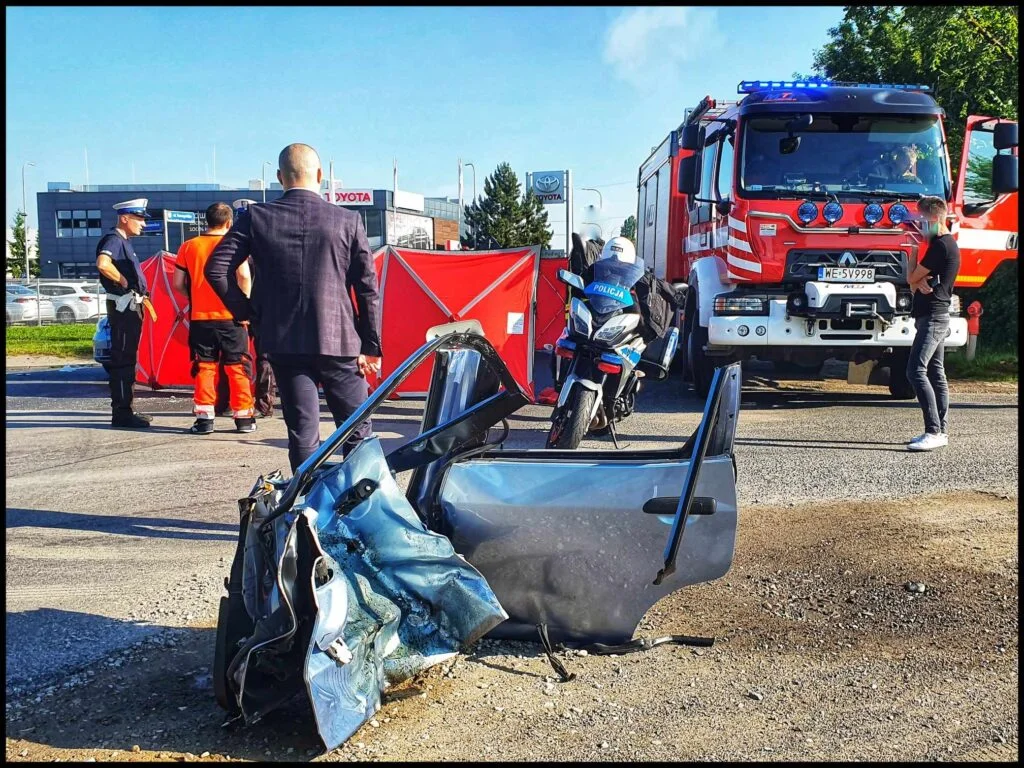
[435,453,737,644]
[584,259,645,314]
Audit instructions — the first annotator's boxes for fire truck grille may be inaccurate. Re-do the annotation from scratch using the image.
[785,250,907,283]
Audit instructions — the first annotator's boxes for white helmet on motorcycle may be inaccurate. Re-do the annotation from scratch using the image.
[598,236,637,265]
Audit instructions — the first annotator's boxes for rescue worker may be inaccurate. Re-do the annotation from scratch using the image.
[95,198,154,429]
[172,202,256,434]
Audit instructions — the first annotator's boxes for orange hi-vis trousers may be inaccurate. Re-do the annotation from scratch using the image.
[188,320,255,420]
[194,361,254,419]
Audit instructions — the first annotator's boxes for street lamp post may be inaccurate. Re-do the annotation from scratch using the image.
[580,187,602,210]
[21,161,36,281]
[464,162,477,245]
[262,161,272,203]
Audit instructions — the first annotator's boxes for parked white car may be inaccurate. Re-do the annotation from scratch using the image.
[5,284,56,324]
[36,281,107,323]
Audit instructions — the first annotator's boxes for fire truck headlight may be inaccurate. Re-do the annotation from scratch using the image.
[797,201,818,224]
[822,201,843,224]
[864,203,884,225]
[888,203,910,225]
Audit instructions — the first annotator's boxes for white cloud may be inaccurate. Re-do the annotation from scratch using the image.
[603,7,723,89]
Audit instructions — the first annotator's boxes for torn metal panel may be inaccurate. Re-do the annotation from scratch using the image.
[297,437,507,750]
[218,430,506,751]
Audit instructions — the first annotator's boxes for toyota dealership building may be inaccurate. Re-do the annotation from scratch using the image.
[35,181,463,279]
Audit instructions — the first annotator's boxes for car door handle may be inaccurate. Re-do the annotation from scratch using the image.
[642,496,717,516]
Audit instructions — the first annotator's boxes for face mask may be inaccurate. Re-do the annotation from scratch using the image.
[924,220,941,238]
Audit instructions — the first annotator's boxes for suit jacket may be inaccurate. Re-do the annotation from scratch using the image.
[205,188,382,358]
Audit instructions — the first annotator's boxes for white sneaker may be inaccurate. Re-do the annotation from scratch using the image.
[907,433,948,452]
[907,433,929,445]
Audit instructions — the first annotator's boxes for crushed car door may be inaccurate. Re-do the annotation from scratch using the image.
[952,116,1019,288]
[425,360,742,645]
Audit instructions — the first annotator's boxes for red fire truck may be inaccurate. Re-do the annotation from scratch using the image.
[637,79,1018,397]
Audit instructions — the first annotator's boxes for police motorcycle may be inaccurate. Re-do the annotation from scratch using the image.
[546,237,680,449]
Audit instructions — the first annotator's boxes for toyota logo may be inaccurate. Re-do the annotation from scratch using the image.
[535,175,560,193]
[838,251,857,266]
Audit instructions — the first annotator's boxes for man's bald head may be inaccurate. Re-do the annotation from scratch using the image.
[277,143,322,190]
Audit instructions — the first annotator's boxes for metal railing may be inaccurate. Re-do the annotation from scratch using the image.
[6,278,107,326]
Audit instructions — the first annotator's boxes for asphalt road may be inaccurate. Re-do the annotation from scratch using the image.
[5,361,1018,695]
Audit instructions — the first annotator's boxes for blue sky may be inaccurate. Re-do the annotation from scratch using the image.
[5,6,843,243]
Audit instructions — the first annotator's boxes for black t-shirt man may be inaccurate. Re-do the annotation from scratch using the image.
[911,233,960,318]
[97,230,148,296]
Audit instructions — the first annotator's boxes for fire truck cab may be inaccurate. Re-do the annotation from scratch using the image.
[637,79,1019,397]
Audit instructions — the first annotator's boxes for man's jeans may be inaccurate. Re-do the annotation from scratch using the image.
[907,313,950,435]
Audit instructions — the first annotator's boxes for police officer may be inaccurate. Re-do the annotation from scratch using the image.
[95,198,153,429]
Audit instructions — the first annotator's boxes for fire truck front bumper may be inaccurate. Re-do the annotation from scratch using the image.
[708,299,967,348]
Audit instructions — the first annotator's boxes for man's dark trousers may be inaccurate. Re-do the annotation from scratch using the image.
[103,300,143,418]
[906,313,951,435]
[269,354,372,472]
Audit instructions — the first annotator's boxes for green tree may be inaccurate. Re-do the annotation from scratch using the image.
[619,215,637,246]
[807,6,1018,178]
[30,227,41,277]
[7,210,28,279]
[964,154,993,202]
[462,163,552,249]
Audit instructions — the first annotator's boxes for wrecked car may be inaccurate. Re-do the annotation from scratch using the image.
[214,323,742,751]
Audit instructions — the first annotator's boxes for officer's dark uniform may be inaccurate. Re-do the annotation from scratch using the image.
[97,202,152,428]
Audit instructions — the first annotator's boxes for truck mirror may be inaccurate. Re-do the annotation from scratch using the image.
[680,125,700,151]
[677,156,698,195]
[993,122,1019,151]
[992,154,1018,195]
[785,114,813,132]
[716,200,733,216]
[779,136,801,155]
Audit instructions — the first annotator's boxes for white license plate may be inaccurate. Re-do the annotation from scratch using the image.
[818,267,875,283]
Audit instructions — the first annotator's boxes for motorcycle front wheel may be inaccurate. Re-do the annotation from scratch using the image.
[545,387,597,449]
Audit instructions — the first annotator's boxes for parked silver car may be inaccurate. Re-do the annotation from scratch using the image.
[37,281,107,323]
[5,284,56,324]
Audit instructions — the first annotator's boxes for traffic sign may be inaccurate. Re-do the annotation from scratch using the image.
[166,210,196,223]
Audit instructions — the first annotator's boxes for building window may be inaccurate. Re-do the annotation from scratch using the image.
[59,262,101,279]
[362,210,383,239]
[56,209,103,238]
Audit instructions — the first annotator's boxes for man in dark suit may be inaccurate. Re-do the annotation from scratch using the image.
[205,143,382,472]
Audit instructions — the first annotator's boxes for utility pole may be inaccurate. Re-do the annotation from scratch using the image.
[464,162,477,246]
[22,161,36,280]
[262,161,272,203]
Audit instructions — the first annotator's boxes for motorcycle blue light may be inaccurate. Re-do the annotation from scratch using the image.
[863,203,884,226]
[822,201,843,224]
[797,201,818,224]
[888,203,910,225]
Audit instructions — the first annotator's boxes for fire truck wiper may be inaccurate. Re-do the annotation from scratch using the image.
[857,190,925,201]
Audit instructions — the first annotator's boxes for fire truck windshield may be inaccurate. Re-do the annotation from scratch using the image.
[739,113,949,201]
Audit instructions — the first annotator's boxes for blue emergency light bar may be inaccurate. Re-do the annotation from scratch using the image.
[738,80,931,94]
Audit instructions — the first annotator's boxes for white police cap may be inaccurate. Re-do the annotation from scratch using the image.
[113,198,152,218]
